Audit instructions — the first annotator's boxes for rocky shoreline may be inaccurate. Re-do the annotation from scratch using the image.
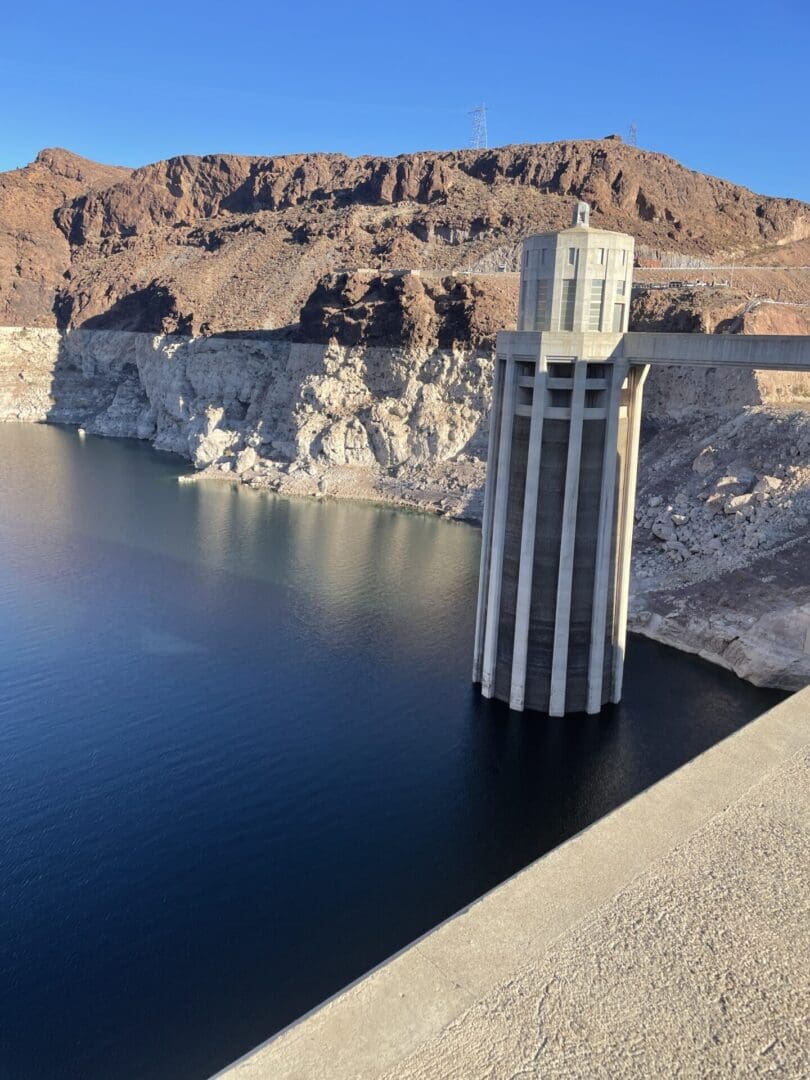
[1,325,808,692]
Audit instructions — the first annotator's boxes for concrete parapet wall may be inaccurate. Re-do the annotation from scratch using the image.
[219,685,810,1079]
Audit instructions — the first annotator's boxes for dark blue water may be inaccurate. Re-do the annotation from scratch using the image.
[0,424,784,1080]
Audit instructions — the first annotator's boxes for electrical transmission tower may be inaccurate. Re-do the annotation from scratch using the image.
[628,120,638,147]
[469,103,488,150]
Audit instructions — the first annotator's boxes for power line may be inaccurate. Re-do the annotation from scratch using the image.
[469,103,488,150]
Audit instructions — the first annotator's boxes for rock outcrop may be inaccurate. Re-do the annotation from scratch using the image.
[630,409,810,689]
[3,139,809,336]
[0,327,491,518]
[298,270,518,351]
[0,150,129,327]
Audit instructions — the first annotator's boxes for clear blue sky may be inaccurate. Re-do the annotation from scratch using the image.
[3,0,808,201]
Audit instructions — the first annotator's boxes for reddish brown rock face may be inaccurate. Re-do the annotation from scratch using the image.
[1,139,808,337]
[0,149,129,327]
[297,271,519,350]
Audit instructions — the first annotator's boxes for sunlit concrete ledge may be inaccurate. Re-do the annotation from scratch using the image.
[217,686,810,1079]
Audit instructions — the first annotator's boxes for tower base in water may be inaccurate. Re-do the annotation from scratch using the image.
[472,204,647,716]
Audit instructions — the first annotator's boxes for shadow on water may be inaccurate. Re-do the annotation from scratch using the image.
[0,424,785,1080]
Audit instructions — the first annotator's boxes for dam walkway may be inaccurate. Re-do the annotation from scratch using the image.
[219,685,810,1079]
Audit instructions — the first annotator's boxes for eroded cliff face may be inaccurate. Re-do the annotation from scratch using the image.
[1,325,808,691]
[0,150,129,327]
[630,410,810,690]
[0,327,492,517]
[56,142,810,256]
[4,140,809,335]
[297,270,519,351]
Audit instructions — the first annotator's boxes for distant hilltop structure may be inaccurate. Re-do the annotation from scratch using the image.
[473,202,810,717]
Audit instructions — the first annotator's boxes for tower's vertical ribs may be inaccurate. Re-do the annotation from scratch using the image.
[586,360,628,713]
[477,204,639,715]
[548,361,588,716]
[480,355,518,698]
[509,362,548,711]
[472,356,505,683]
[611,362,650,702]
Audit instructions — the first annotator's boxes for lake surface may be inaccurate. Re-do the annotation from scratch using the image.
[0,424,785,1080]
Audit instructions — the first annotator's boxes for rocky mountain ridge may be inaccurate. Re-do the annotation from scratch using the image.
[2,139,809,338]
[0,150,129,327]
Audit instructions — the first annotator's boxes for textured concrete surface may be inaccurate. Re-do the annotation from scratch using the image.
[219,686,809,1079]
[380,748,810,1078]
[624,330,810,370]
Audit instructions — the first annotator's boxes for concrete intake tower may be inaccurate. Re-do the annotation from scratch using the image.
[472,202,810,718]
[473,202,645,716]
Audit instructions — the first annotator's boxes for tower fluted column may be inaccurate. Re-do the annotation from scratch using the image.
[473,203,645,716]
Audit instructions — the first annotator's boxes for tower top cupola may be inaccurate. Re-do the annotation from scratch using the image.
[572,200,590,228]
[516,201,634,334]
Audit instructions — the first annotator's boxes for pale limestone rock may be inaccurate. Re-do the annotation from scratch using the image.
[319,417,377,467]
[652,521,676,541]
[753,474,782,495]
[715,471,756,495]
[725,493,755,515]
[234,447,257,474]
[692,446,717,475]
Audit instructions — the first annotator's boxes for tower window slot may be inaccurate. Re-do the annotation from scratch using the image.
[517,386,534,407]
[534,280,550,330]
[588,279,604,331]
[586,363,607,380]
[561,280,577,331]
[548,361,574,379]
[585,388,606,408]
[516,361,536,377]
[549,388,572,408]
[519,281,530,329]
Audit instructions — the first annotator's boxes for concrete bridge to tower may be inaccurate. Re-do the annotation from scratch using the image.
[472,202,810,717]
